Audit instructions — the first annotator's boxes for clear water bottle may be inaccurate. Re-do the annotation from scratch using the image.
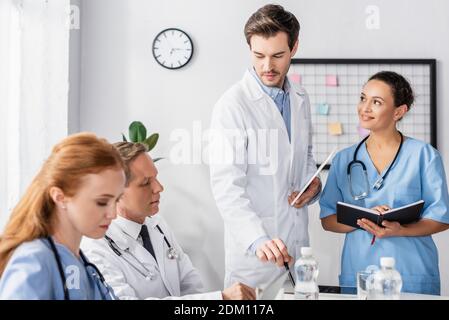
[368,257,402,300]
[294,247,319,300]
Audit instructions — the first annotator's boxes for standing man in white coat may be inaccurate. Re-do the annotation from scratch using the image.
[209,4,321,289]
[82,142,255,300]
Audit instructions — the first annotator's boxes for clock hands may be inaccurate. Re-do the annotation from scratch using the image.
[153,28,192,69]
[170,48,187,55]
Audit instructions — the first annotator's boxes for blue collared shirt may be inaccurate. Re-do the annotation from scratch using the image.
[250,68,291,141]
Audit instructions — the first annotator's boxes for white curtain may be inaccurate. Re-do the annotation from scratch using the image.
[0,0,70,230]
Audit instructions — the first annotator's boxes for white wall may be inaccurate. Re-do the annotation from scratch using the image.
[78,0,449,294]
[0,0,70,231]
[69,0,81,134]
[0,0,13,231]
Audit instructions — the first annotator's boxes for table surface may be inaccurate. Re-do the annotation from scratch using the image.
[283,292,449,300]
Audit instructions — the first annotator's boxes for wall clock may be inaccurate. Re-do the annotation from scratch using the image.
[152,28,194,70]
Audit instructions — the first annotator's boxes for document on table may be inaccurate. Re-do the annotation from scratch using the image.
[257,272,288,300]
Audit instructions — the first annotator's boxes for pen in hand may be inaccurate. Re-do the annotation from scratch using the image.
[371,212,384,246]
[370,234,376,245]
[284,262,296,287]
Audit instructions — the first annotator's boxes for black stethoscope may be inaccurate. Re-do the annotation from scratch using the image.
[347,131,404,200]
[47,237,115,300]
[104,224,179,280]
[155,225,179,260]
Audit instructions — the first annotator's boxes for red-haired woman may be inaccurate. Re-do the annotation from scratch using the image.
[0,133,125,299]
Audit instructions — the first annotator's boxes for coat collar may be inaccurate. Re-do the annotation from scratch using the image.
[106,215,162,251]
[114,216,141,240]
[249,67,290,100]
[104,215,177,295]
[242,68,306,103]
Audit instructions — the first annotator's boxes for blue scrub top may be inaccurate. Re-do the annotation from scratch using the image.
[320,137,449,295]
[0,238,115,300]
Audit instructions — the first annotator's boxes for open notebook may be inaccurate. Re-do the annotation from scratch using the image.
[337,200,424,229]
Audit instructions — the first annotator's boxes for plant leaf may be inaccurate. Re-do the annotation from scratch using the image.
[153,157,164,163]
[129,121,147,142]
[143,133,159,151]
[122,133,127,142]
[129,121,139,142]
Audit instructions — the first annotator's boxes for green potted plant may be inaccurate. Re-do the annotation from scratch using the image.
[122,121,162,161]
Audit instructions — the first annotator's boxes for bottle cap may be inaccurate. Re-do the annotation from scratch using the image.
[380,257,395,268]
[301,247,313,256]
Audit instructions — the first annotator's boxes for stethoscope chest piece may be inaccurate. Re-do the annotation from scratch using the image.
[373,177,384,190]
[155,225,179,260]
[347,131,403,200]
[167,247,179,260]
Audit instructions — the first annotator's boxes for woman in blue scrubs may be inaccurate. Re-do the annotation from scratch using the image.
[0,133,126,299]
[320,71,449,295]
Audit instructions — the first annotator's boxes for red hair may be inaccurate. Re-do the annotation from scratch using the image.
[0,132,124,275]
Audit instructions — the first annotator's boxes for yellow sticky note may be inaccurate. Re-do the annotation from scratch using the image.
[328,122,343,135]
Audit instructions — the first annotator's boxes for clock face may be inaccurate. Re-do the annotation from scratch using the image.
[152,28,194,70]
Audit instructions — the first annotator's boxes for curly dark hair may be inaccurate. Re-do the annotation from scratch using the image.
[368,71,415,110]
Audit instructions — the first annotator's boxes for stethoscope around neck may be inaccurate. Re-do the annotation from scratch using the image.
[347,131,404,200]
[47,237,115,300]
[104,224,179,281]
[155,225,179,260]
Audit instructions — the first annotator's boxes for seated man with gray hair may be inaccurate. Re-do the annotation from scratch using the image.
[82,142,255,300]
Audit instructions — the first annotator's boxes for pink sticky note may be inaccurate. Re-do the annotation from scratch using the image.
[357,125,370,137]
[290,73,301,84]
[326,75,338,87]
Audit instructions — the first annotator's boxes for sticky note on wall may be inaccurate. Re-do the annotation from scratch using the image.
[328,122,343,135]
[316,103,330,115]
[326,75,338,87]
[290,73,301,84]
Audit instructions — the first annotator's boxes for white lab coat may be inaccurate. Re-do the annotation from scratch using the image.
[209,69,319,288]
[81,215,222,300]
